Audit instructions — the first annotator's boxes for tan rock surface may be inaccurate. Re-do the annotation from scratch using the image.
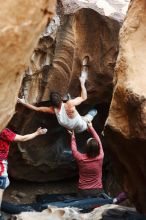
[0,0,56,131]
[19,8,120,104]
[105,0,146,214]
[8,8,120,182]
[1,0,146,215]
[61,0,130,22]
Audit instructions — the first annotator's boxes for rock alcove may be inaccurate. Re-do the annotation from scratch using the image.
[0,0,146,215]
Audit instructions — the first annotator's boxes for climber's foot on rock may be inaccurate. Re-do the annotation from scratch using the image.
[82,56,89,66]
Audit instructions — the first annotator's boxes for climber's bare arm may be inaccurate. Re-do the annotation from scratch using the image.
[17,98,55,113]
[68,77,87,106]
[34,106,55,113]
[68,97,84,107]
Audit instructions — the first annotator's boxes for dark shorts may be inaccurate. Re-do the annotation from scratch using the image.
[0,176,10,189]
[78,188,104,198]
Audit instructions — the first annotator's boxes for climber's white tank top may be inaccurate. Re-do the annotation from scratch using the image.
[54,103,87,133]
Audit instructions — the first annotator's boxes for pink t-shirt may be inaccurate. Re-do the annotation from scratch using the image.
[71,127,104,190]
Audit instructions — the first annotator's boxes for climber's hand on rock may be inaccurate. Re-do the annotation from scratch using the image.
[17,98,26,104]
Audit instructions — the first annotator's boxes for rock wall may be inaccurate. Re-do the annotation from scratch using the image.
[105,0,146,214]
[61,0,130,22]
[8,8,120,182]
[19,8,120,104]
[2,0,146,215]
[70,9,120,105]
[0,0,56,131]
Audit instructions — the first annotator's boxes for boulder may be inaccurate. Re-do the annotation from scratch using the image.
[0,0,56,131]
[61,0,130,22]
[105,0,146,214]
[8,8,120,181]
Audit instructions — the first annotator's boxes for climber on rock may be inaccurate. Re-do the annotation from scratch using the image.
[18,56,97,133]
[0,127,47,220]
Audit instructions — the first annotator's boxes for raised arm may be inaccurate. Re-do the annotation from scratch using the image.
[88,122,104,159]
[70,131,82,160]
[17,98,54,113]
[68,77,87,106]
[14,127,47,142]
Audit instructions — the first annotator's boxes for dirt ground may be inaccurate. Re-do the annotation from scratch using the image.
[3,178,77,204]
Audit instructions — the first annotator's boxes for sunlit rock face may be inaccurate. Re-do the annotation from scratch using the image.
[19,14,60,103]
[9,8,120,182]
[61,0,130,22]
[0,0,56,131]
[105,0,146,214]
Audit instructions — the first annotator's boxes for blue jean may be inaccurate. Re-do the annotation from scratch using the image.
[88,109,97,117]
[0,176,9,189]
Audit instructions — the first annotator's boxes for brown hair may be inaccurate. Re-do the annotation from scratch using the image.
[86,138,99,158]
[50,92,62,108]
